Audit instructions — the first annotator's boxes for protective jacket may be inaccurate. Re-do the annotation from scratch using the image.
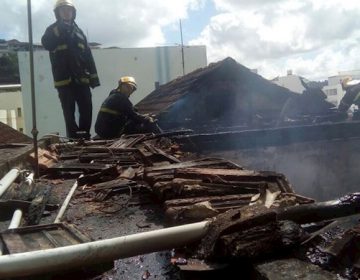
[339,83,360,112]
[95,90,149,138]
[41,21,100,88]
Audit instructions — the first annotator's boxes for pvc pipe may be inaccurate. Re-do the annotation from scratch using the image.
[8,209,23,229]
[54,175,83,223]
[5,173,34,231]
[0,168,20,198]
[0,220,209,278]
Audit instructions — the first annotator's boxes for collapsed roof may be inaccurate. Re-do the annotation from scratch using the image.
[136,57,335,131]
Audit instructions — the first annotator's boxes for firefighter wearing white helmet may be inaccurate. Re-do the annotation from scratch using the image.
[41,0,100,139]
[95,77,162,139]
[53,0,76,21]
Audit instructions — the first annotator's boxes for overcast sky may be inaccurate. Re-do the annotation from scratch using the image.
[1,0,360,80]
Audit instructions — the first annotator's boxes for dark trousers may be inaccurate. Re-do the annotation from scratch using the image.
[57,83,92,139]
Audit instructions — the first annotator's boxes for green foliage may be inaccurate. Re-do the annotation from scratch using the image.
[0,52,20,84]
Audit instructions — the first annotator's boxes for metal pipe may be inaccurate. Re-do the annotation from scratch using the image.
[179,19,185,76]
[8,209,23,229]
[6,172,34,230]
[0,221,209,278]
[0,168,20,197]
[54,175,83,223]
[27,0,39,178]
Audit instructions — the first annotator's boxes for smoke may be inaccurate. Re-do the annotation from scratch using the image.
[204,138,359,201]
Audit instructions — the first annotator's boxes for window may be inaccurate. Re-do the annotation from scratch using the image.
[325,89,337,96]
[17,107,22,117]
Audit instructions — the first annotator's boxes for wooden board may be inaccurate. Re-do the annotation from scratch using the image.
[1,223,91,254]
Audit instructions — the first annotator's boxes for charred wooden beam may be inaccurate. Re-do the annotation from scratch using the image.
[195,206,275,259]
[77,166,119,186]
[142,143,181,164]
[80,178,139,194]
[175,168,284,181]
[47,163,116,174]
[78,153,139,166]
[153,180,265,201]
[109,135,147,148]
[78,147,139,153]
[193,194,360,261]
[217,220,303,259]
[277,193,360,224]
[174,168,292,193]
[165,194,254,223]
[144,158,243,173]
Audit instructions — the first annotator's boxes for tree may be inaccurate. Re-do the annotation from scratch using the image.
[0,52,20,84]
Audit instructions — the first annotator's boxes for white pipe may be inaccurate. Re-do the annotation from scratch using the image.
[54,175,82,223]
[0,168,20,197]
[8,209,23,229]
[5,172,34,231]
[0,221,209,278]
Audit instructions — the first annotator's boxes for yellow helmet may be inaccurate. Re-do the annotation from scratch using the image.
[341,76,352,90]
[119,76,137,90]
[54,0,75,11]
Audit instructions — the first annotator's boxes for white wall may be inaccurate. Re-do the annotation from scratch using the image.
[0,89,25,131]
[272,74,305,94]
[18,46,207,138]
[323,84,344,106]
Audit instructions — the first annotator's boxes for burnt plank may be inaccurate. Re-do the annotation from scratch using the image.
[81,178,139,193]
[254,259,338,280]
[77,166,119,186]
[144,158,243,173]
[47,163,116,173]
[164,194,254,208]
[152,179,266,201]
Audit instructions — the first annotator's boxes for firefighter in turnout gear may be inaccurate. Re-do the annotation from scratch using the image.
[339,77,360,120]
[95,77,161,139]
[41,0,100,139]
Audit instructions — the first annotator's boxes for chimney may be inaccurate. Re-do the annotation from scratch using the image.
[287,70,293,76]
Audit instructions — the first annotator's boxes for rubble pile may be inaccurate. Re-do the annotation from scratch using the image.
[1,133,360,279]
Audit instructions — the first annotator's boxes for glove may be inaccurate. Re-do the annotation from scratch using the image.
[58,21,73,37]
[89,77,100,89]
[143,115,154,123]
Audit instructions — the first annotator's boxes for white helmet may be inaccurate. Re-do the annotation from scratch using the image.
[54,0,75,10]
[54,0,76,20]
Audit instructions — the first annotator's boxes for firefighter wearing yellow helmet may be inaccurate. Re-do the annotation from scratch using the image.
[95,77,162,139]
[41,0,100,139]
[338,76,360,120]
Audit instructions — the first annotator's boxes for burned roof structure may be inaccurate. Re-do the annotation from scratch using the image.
[136,57,335,132]
[0,122,32,144]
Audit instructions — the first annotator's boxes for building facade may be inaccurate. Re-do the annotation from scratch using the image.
[0,84,25,132]
[18,45,207,138]
[271,70,306,94]
[323,70,360,107]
